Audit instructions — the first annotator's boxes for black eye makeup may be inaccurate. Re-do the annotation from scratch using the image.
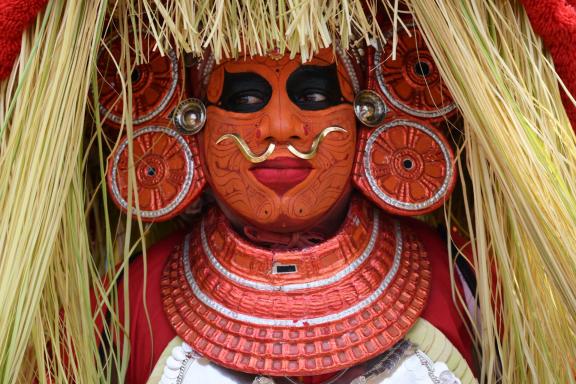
[286,64,344,110]
[218,71,272,113]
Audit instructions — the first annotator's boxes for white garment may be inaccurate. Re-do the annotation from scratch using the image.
[357,352,461,384]
[159,342,461,384]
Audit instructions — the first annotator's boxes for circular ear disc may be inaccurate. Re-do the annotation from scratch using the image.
[374,24,457,121]
[353,119,457,215]
[97,35,181,127]
[173,98,206,135]
[107,126,205,221]
[354,90,388,127]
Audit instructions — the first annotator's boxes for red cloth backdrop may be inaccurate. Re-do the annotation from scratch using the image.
[0,0,48,78]
[521,0,576,129]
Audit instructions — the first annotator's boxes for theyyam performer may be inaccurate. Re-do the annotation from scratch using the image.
[0,0,575,383]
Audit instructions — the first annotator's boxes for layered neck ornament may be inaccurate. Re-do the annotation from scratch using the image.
[161,197,431,377]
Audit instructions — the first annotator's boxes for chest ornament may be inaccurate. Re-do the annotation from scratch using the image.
[161,198,431,377]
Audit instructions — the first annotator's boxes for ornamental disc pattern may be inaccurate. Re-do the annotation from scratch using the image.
[109,126,194,219]
[363,120,455,212]
[97,34,180,126]
[374,24,457,121]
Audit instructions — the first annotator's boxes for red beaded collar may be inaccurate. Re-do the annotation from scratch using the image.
[161,197,431,376]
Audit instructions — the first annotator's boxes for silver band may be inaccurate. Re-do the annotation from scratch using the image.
[201,209,380,292]
[182,220,404,327]
[336,45,361,94]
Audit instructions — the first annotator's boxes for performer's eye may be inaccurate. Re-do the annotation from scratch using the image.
[232,92,266,106]
[219,71,272,113]
[296,91,327,104]
[287,64,344,110]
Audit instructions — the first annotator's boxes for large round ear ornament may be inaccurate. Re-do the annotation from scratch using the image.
[353,119,457,215]
[97,34,182,128]
[374,23,457,122]
[106,126,205,221]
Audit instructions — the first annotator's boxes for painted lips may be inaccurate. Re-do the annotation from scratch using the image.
[250,157,312,195]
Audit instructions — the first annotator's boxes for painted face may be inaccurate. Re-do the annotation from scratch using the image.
[201,48,357,232]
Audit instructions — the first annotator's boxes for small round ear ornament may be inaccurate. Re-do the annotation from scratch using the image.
[354,90,388,127]
[173,98,207,135]
[353,21,458,215]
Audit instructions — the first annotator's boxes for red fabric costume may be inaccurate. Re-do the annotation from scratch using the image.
[0,0,48,78]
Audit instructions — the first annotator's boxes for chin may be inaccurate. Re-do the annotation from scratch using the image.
[247,212,326,233]
[226,184,353,235]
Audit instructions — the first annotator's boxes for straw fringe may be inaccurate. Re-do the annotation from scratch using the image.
[0,1,120,382]
[411,1,576,382]
[135,0,392,61]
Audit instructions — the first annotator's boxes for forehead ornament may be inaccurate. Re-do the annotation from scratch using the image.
[267,47,284,60]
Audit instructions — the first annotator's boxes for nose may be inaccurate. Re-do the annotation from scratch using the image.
[259,93,305,144]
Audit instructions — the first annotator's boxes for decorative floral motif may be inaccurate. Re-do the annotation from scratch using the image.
[358,120,456,215]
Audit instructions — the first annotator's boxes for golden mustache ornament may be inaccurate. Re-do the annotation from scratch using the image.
[216,126,347,163]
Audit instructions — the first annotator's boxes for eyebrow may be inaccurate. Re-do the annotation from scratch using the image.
[286,64,343,94]
[288,64,339,81]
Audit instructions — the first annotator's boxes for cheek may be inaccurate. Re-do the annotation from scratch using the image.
[201,113,245,186]
[201,112,261,166]
[284,110,356,213]
[284,136,355,223]
[204,108,266,143]
[313,135,355,172]
[200,111,279,222]
[315,131,355,187]
[308,109,357,166]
